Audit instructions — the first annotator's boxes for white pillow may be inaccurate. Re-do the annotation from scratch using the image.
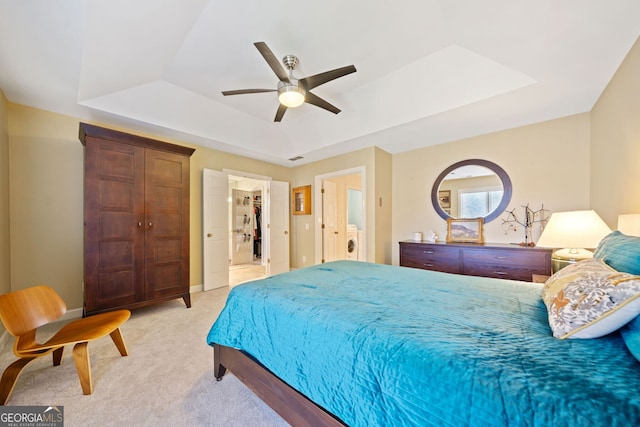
[541,259,640,339]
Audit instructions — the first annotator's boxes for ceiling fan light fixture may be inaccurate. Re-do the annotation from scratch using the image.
[278,84,305,108]
[223,42,356,121]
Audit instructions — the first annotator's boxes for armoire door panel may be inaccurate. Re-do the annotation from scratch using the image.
[151,186,183,211]
[146,263,183,301]
[152,239,182,263]
[97,270,138,306]
[98,181,135,210]
[152,213,183,236]
[99,212,136,239]
[98,241,135,269]
[151,157,184,183]
[98,145,137,179]
[144,148,190,301]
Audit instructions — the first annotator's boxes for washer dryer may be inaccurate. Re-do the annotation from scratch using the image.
[346,224,359,260]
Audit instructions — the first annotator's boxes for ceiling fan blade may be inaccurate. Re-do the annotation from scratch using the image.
[254,42,290,83]
[222,89,276,96]
[274,104,287,122]
[304,92,341,115]
[299,65,357,91]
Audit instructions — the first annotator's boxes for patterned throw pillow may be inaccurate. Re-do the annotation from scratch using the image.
[542,259,640,339]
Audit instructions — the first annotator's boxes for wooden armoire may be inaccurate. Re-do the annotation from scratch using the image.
[79,123,195,315]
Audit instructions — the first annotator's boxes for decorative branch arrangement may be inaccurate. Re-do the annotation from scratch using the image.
[501,203,550,246]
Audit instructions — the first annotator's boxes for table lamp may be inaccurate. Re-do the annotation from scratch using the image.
[618,214,640,237]
[536,210,612,273]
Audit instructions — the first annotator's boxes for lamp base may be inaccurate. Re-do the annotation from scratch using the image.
[551,248,594,273]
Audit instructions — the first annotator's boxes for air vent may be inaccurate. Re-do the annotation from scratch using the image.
[289,156,304,161]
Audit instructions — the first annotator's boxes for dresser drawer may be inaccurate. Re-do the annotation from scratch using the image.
[462,248,550,281]
[462,263,539,281]
[462,248,548,267]
[400,243,461,274]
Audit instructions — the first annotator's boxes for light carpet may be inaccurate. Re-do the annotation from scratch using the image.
[0,287,289,427]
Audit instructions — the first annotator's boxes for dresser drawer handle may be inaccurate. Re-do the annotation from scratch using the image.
[423,263,434,267]
[494,271,509,275]
[423,250,435,254]
[494,256,508,259]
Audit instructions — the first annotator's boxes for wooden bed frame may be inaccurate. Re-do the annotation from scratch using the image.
[213,343,345,426]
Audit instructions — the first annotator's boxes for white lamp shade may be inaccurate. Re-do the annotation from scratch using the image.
[536,210,612,255]
[618,214,640,237]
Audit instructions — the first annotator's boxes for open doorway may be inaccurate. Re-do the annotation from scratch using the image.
[314,167,366,264]
[203,169,290,291]
[228,174,267,287]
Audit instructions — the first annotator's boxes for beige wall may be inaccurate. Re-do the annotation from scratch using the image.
[591,36,640,224]
[8,105,84,307]
[374,147,393,264]
[289,148,373,268]
[0,90,9,297]
[392,113,591,265]
[6,103,290,309]
[289,146,392,267]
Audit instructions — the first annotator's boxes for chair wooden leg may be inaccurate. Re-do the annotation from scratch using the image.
[0,357,37,405]
[72,342,92,395]
[52,347,64,366]
[110,328,128,357]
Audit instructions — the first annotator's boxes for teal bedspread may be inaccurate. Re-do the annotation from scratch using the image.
[206,261,640,426]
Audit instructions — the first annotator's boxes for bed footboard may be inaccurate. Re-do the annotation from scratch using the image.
[212,343,345,427]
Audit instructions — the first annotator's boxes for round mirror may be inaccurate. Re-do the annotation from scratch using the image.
[431,159,512,223]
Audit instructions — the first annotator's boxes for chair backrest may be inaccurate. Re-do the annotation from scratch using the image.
[0,286,67,337]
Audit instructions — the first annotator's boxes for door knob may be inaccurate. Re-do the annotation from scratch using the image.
[207,233,212,237]
[284,231,288,235]
[148,222,153,228]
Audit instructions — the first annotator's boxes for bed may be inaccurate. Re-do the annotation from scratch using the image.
[207,232,640,426]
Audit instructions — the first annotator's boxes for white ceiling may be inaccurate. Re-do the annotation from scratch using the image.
[1,1,639,167]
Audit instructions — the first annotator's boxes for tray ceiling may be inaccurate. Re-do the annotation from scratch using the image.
[1,0,639,166]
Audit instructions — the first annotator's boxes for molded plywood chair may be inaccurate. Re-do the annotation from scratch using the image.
[0,285,131,405]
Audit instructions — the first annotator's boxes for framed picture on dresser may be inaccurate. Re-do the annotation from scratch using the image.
[446,217,484,243]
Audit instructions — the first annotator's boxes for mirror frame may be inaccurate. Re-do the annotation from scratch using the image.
[430,159,512,223]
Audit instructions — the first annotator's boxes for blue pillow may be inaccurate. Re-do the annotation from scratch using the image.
[593,231,640,275]
[621,315,640,362]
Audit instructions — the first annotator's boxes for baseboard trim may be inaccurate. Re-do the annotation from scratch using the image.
[63,307,83,321]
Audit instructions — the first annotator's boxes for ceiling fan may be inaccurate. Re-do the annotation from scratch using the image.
[222,42,357,122]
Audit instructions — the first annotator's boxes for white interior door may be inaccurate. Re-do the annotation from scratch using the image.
[203,168,229,290]
[322,180,338,263]
[267,180,290,276]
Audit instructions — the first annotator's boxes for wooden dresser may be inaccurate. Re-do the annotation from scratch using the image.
[399,240,552,282]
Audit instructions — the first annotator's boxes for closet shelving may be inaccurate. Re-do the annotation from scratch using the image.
[232,189,253,265]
